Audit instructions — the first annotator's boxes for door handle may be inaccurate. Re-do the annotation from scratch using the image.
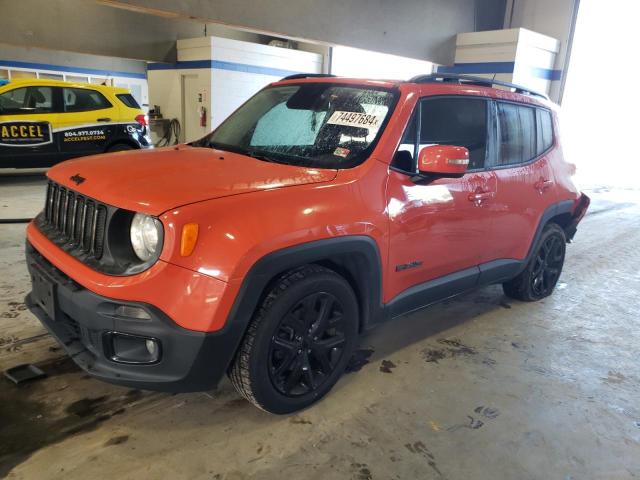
[96,117,111,122]
[468,191,495,205]
[534,179,554,193]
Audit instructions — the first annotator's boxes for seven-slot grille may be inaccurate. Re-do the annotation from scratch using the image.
[43,181,108,259]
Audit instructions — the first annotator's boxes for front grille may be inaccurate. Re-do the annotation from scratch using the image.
[36,181,153,276]
[42,181,108,260]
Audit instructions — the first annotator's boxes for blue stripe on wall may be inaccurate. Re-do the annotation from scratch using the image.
[0,59,146,79]
[438,62,515,74]
[147,59,299,77]
[529,67,562,81]
[437,62,562,81]
[212,60,299,77]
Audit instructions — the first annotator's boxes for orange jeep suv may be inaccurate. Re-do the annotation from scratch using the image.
[25,74,589,413]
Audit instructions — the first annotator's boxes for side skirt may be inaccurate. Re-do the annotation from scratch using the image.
[382,258,525,321]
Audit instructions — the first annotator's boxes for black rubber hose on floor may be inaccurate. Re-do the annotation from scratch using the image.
[154,118,181,148]
[0,218,33,224]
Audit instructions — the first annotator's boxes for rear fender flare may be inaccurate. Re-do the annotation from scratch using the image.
[520,199,575,272]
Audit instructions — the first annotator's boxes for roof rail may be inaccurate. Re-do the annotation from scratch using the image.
[409,73,549,101]
[281,73,337,81]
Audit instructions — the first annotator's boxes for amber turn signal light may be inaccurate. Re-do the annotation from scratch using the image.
[180,223,199,257]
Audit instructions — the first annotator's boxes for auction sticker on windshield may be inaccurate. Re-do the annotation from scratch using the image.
[327,111,383,128]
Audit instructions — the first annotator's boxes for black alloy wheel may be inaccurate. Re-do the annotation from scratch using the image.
[530,234,564,297]
[268,292,347,397]
[229,264,359,414]
[503,223,567,301]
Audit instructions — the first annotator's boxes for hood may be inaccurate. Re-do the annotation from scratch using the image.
[47,145,337,215]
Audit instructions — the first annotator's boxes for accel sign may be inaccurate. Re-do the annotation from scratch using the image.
[0,121,52,146]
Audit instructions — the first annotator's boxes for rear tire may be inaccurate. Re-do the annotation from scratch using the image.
[107,143,135,152]
[229,265,359,414]
[503,223,566,301]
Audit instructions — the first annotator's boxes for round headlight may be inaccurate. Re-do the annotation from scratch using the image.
[130,213,163,262]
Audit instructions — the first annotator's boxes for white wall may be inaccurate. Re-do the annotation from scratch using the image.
[148,68,212,142]
[452,28,559,97]
[331,46,435,80]
[148,36,323,142]
[559,0,640,188]
[210,37,322,128]
[505,0,577,100]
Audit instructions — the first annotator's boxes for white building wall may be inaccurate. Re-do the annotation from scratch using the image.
[443,28,560,100]
[147,70,181,120]
[330,46,435,80]
[210,37,322,128]
[505,0,577,101]
[148,67,212,142]
[148,36,323,142]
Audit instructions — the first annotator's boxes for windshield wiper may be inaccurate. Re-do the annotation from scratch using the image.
[206,140,233,151]
[206,142,298,166]
[245,149,282,164]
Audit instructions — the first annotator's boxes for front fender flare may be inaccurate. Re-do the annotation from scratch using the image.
[217,235,384,373]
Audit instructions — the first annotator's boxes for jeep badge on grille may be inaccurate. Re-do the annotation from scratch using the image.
[70,174,86,185]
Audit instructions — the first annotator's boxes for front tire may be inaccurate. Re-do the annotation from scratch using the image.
[229,265,359,414]
[503,223,566,301]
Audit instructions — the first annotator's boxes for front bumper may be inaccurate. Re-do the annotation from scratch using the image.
[25,242,238,392]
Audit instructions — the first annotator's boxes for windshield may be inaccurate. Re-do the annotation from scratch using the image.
[195,83,398,168]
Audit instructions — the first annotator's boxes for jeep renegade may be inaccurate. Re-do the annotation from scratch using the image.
[25,73,589,413]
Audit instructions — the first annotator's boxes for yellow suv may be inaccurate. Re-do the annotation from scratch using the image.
[0,78,151,168]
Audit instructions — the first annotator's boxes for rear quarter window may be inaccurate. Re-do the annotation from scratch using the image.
[536,109,554,154]
[63,88,111,112]
[116,93,141,109]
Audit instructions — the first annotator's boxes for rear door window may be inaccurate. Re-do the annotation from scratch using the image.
[497,103,536,166]
[63,88,112,112]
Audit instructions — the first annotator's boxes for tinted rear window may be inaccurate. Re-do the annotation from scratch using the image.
[497,103,536,166]
[536,109,554,154]
[116,93,140,109]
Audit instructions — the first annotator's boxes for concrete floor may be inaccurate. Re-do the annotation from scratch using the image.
[1,174,639,479]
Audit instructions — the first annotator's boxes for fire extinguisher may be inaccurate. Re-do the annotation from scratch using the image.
[199,105,207,127]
